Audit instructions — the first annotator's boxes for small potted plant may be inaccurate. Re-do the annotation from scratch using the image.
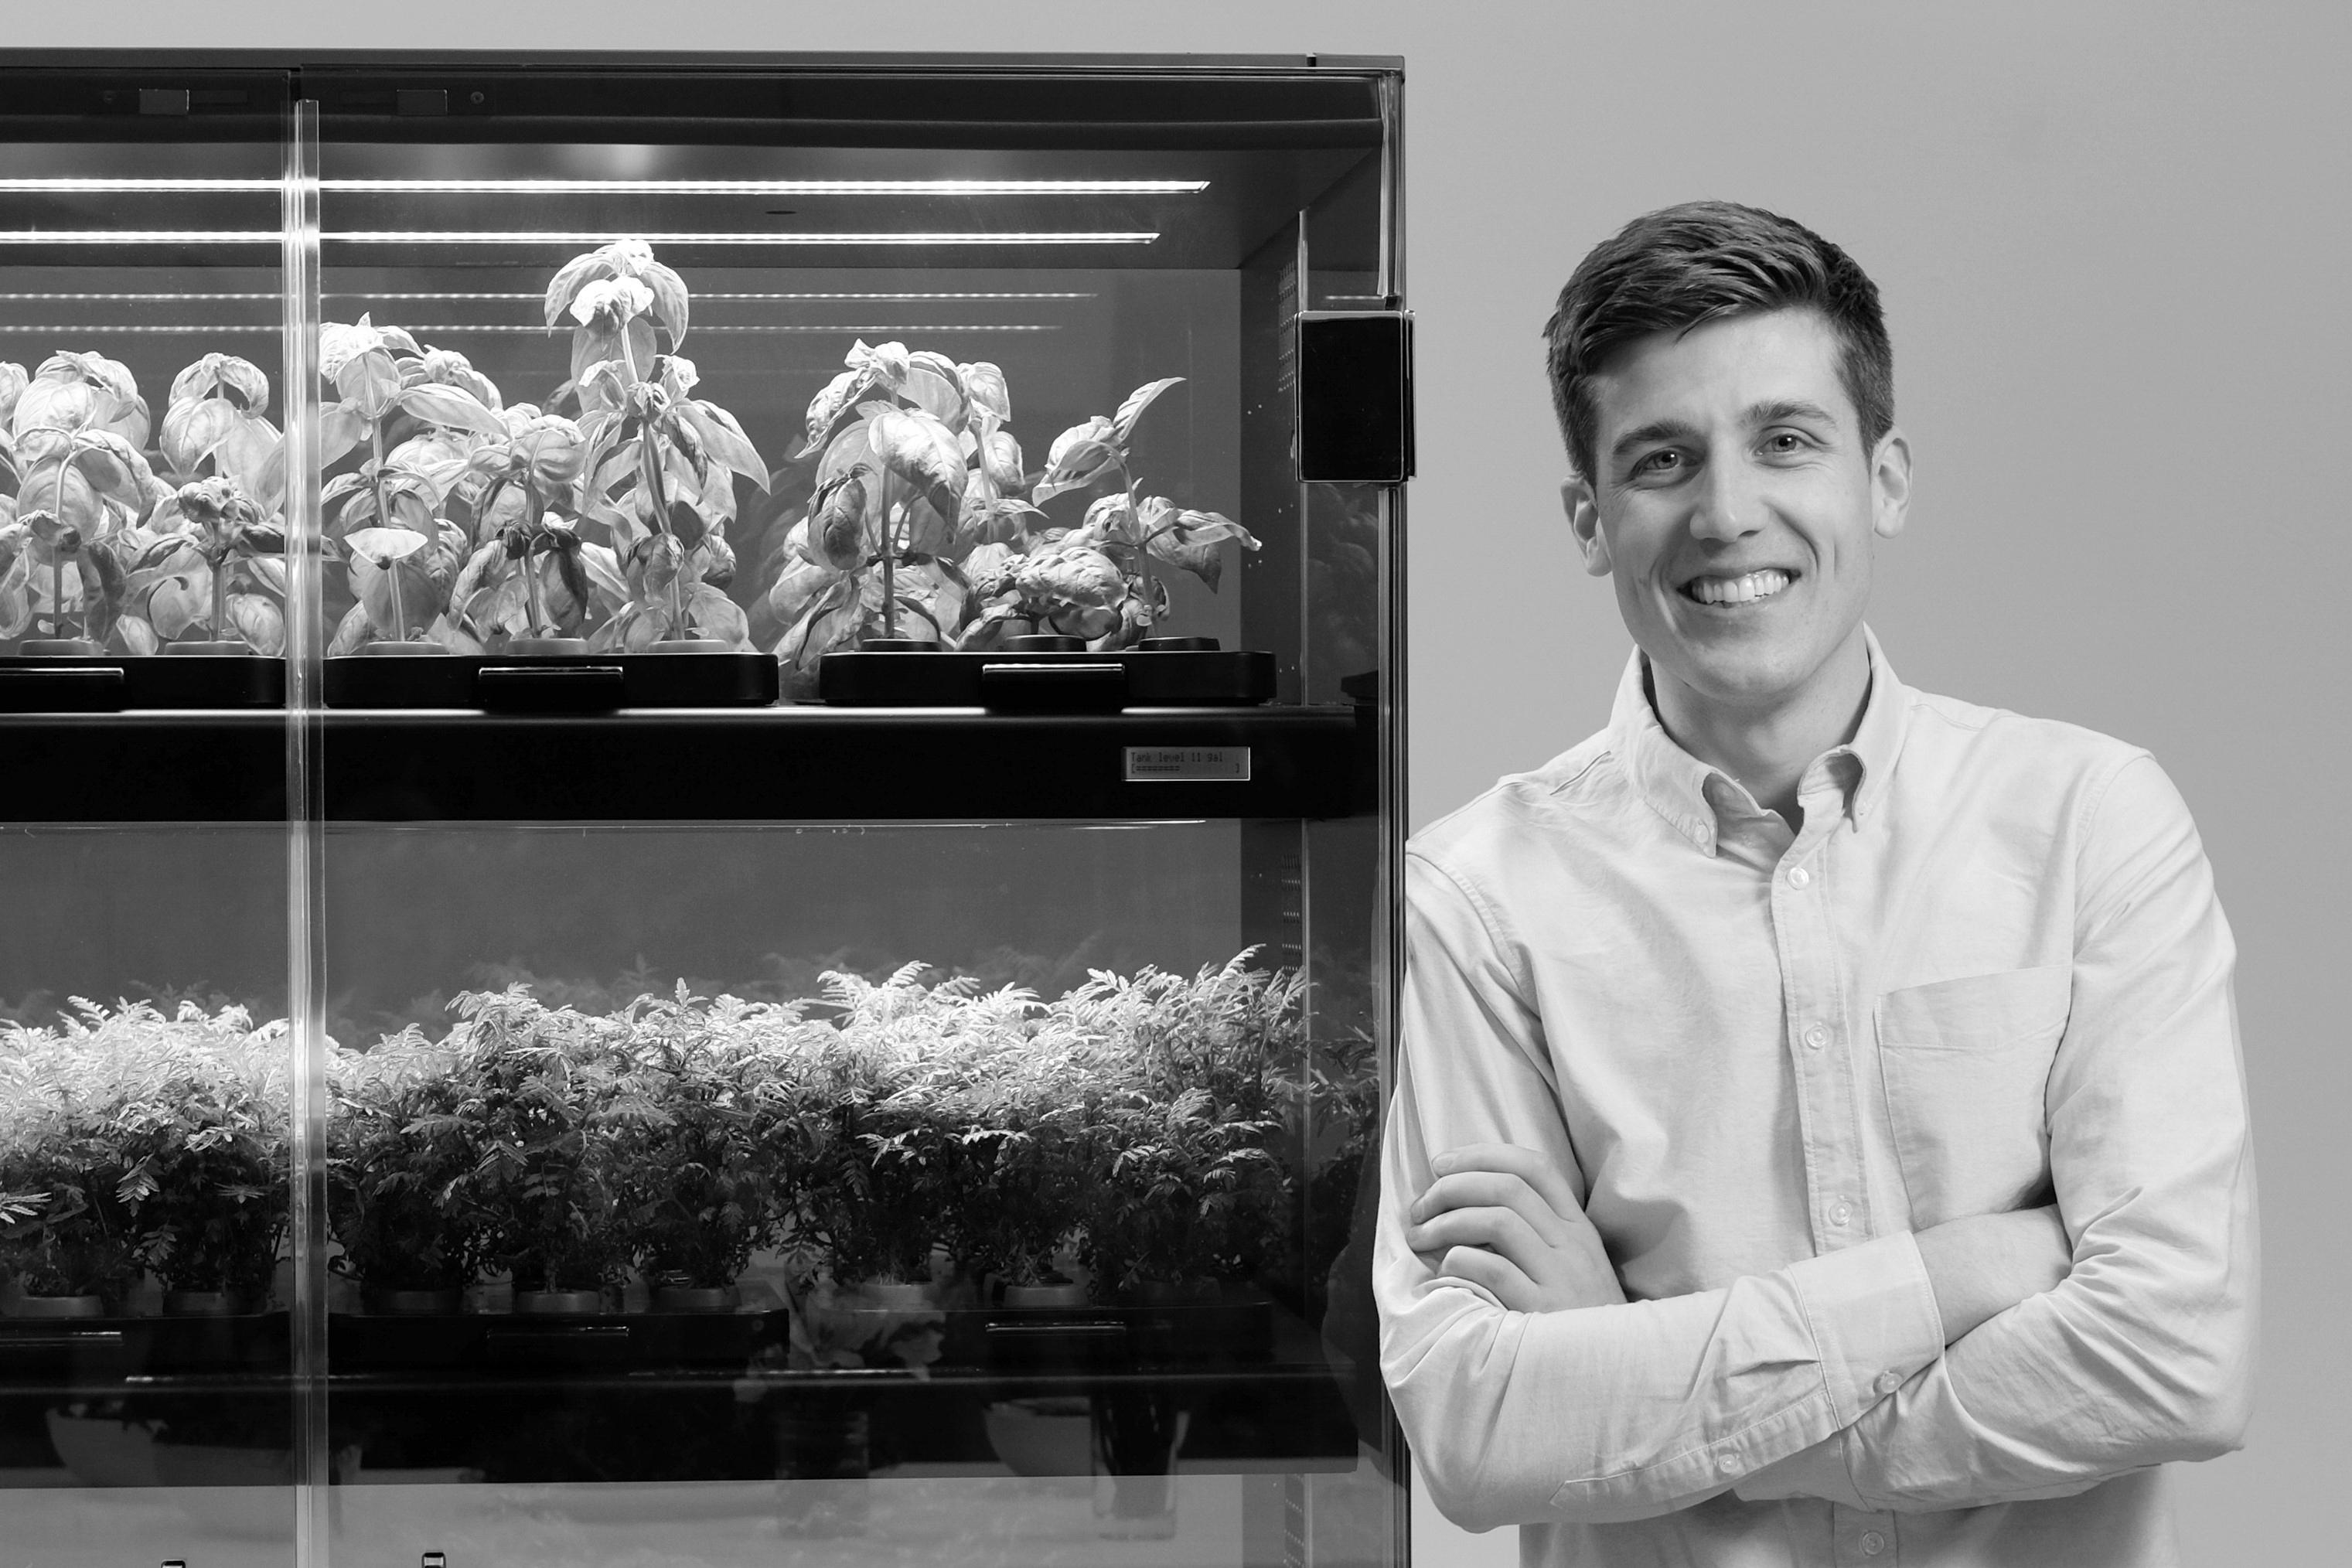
[0,421,159,655]
[316,317,505,657]
[115,477,287,658]
[966,377,1259,653]
[1071,957,1299,1317]
[102,1011,291,1317]
[0,1019,143,1316]
[550,240,768,654]
[608,987,790,1313]
[328,1028,483,1315]
[445,408,608,654]
[437,987,633,1313]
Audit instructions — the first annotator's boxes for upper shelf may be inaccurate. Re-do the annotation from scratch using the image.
[0,704,1374,823]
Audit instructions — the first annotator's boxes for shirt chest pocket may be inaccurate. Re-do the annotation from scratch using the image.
[1874,964,2073,1229]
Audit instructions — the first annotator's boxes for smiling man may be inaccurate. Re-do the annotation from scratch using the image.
[1376,202,2257,1567]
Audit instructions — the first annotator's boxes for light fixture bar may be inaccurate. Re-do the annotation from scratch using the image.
[0,178,1206,196]
[327,179,1206,196]
[0,230,1154,247]
[322,291,1096,302]
[329,230,1158,247]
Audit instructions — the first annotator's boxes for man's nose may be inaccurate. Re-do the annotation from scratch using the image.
[1688,454,1761,541]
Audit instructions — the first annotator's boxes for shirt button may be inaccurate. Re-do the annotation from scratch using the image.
[1861,1530,1887,1555]
[1715,1451,1741,1474]
[1875,1370,1902,1394]
[1830,1201,1853,1226]
[1785,864,1811,888]
[1802,1024,1828,1050]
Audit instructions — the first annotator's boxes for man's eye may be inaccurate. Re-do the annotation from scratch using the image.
[1762,431,1809,456]
[1634,449,1685,476]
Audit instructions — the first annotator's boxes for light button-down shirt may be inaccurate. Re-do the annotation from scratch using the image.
[1377,630,2256,1567]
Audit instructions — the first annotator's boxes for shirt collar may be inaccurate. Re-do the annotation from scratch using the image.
[1609,625,1911,854]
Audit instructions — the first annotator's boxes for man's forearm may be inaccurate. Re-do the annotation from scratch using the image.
[1913,1205,2071,1343]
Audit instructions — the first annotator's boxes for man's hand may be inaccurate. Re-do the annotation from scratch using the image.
[1405,1143,1625,1312]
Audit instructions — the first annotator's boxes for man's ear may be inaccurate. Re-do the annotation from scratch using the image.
[1563,476,1611,577]
[1870,427,1914,540]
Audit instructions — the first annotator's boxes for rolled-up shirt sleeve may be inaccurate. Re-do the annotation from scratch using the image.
[1378,852,1948,1530]
[1738,753,2259,1513]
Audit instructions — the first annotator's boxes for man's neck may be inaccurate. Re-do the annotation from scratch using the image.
[1648,633,1873,829]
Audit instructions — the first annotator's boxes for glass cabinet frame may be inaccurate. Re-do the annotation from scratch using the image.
[0,52,1407,1568]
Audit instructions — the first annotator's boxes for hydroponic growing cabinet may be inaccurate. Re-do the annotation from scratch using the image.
[0,53,1406,1568]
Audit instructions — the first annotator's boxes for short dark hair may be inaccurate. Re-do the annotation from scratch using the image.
[1543,200,1894,479]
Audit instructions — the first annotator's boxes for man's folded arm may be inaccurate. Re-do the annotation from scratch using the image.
[1378,854,1948,1531]
[1737,754,2260,1514]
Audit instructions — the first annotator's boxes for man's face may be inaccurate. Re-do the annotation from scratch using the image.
[1564,308,1910,719]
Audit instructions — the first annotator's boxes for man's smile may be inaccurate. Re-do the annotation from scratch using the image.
[1679,568,1797,608]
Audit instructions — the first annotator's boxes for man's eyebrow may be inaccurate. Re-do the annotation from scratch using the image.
[1747,398,1841,429]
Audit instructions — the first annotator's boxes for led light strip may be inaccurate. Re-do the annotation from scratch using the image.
[0,290,1095,303]
[0,230,1156,246]
[331,230,1158,246]
[0,178,1206,196]
[0,323,1056,336]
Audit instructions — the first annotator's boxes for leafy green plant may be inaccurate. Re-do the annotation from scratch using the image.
[549,240,768,651]
[445,410,613,646]
[113,476,288,654]
[964,378,1258,651]
[0,1001,289,1304]
[328,1028,485,1294]
[765,342,1017,674]
[1065,956,1303,1294]
[316,319,506,652]
[431,987,645,1295]
[607,987,801,1292]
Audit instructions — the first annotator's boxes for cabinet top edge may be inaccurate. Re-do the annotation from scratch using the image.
[0,50,1404,78]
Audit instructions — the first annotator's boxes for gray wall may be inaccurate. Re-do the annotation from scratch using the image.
[20,3,2346,1563]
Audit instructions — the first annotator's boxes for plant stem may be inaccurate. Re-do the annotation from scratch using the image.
[369,424,404,641]
[638,424,685,643]
[212,540,230,646]
[516,478,546,639]
[881,497,898,640]
[1114,461,1153,643]
[49,448,72,639]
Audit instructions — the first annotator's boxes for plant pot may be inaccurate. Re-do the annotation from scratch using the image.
[1139,635,1220,652]
[356,640,452,656]
[162,640,256,656]
[18,638,101,656]
[648,637,735,653]
[366,1287,462,1317]
[651,1284,739,1314]
[773,1404,871,1538]
[10,1294,107,1319]
[163,1290,244,1317]
[515,1289,605,1316]
[504,636,590,656]
[855,636,939,653]
[1007,633,1086,653]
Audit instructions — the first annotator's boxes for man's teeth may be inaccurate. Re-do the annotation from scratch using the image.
[1686,569,1792,605]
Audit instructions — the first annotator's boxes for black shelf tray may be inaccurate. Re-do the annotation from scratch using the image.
[820,648,1275,711]
[325,651,778,711]
[0,706,1372,823]
[0,654,283,712]
[0,1312,289,1381]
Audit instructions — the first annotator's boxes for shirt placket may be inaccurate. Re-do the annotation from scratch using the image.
[1774,769,1904,1566]
[1771,778,1869,1253]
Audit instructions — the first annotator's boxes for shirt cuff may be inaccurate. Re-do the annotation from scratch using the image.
[1785,1232,1945,1427]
